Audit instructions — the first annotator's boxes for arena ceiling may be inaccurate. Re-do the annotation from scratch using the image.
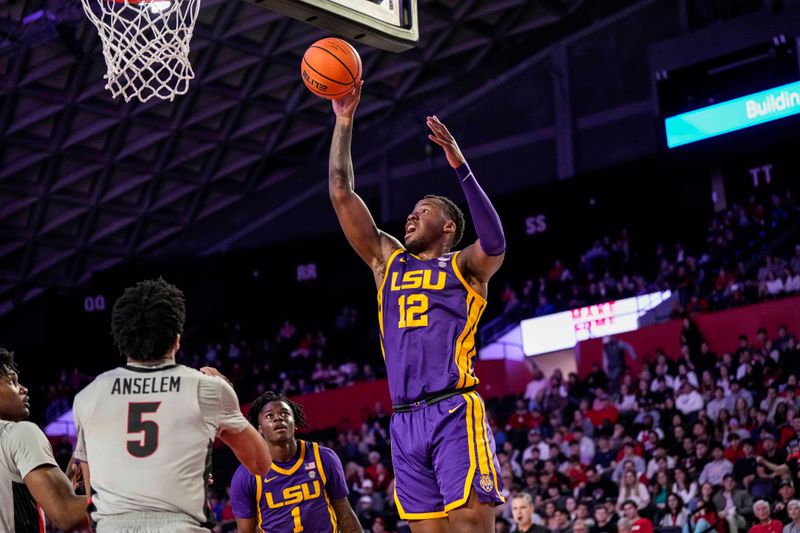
[0,0,639,314]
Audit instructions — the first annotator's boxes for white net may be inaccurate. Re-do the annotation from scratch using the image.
[81,0,201,102]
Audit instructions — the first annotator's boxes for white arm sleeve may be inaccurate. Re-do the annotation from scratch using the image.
[198,376,250,437]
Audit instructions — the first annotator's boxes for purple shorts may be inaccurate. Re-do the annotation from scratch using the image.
[390,390,505,520]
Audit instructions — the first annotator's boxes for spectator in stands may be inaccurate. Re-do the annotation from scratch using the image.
[592,434,617,475]
[589,394,619,430]
[714,474,753,533]
[621,500,653,533]
[700,443,734,486]
[761,434,788,466]
[684,503,715,533]
[616,470,650,511]
[728,380,755,412]
[535,296,555,317]
[358,479,384,514]
[603,337,637,394]
[356,495,377,530]
[775,326,795,354]
[707,387,728,421]
[660,493,689,529]
[676,383,705,417]
[750,500,782,533]
[591,504,616,533]
[573,519,590,533]
[586,364,610,393]
[616,384,638,417]
[525,366,550,410]
[612,443,646,482]
[553,508,573,533]
[773,480,796,523]
[580,466,617,503]
[651,470,672,516]
[784,500,800,533]
[508,398,539,432]
[765,272,785,297]
[365,451,391,493]
[673,466,698,506]
[726,434,745,464]
[569,427,595,465]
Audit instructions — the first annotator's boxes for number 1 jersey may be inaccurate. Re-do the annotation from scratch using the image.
[73,364,250,524]
[230,440,348,532]
[378,250,487,405]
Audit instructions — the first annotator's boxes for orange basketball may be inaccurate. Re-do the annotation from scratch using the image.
[301,38,362,100]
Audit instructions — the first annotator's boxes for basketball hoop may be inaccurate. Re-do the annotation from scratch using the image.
[81,0,201,102]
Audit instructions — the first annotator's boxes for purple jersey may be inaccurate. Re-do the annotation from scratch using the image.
[378,249,487,405]
[230,440,348,533]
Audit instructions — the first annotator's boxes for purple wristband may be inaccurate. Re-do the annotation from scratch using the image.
[456,163,505,255]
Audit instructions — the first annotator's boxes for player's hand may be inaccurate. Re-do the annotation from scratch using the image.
[65,455,83,490]
[426,115,466,169]
[332,80,363,121]
[200,367,232,386]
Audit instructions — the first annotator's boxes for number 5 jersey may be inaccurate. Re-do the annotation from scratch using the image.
[72,363,250,526]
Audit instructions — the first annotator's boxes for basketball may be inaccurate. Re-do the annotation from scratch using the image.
[301,37,362,100]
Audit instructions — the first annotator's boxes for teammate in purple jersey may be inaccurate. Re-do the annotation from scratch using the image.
[230,391,362,533]
[329,80,506,533]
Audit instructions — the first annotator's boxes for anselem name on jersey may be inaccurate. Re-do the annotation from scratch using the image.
[111,376,181,395]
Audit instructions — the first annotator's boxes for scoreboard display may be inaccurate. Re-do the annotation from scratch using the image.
[251,0,419,52]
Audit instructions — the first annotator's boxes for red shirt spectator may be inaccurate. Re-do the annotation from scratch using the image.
[725,442,745,463]
[506,399,539,431]
[220,502,235,521]
[564,460,588,488]
[748,519,782,533]
[778,424,796,448]
[548,260,564,282]
[615,442,645,462]
[749,500,782,533]
[715,269,735,292]
[364,451,392,492]
[365,461,392,492]
[588,398,618,427]
[632,517,654,533]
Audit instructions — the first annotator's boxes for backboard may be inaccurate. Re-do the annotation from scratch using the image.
[249,0,419,52]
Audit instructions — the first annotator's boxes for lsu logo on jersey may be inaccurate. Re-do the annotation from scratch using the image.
[389,270,446,291]
[265,481,322,509]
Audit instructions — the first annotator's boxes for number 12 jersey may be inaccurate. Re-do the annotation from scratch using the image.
[378,250,487,406]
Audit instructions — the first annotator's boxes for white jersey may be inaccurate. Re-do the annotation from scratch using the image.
[73,363,250,527]
[0,421,58,533]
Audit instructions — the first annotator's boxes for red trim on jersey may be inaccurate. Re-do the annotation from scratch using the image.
[86,496,96,533]
[37,503,45,533]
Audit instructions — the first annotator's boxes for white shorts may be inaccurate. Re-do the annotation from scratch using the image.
[95,512,211,533]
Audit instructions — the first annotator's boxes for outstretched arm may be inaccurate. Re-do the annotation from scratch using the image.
[427,116,505,289]
[757,455,788,475]
[329,81,401,285]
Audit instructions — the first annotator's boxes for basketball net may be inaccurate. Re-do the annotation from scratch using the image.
[81,0,201,102]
